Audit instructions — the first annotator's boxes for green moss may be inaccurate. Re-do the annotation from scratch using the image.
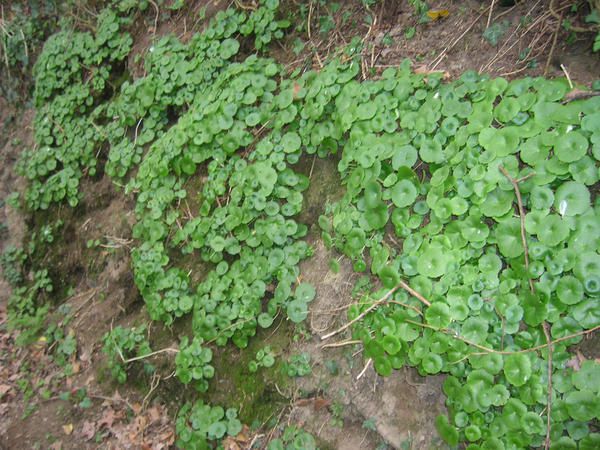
[206,318,294,424]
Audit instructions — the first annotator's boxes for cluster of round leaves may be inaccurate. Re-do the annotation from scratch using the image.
[19,9,134,210]
[128,52,315,351]
[248,345,276,373]
[101,4,288,180]
[175,401,243,450]
[175,337,214,392]
[314,61,600,448]
[284,352,312,377]
[25,0,600,447]
[267,425,318,450]
[101,325,153,384]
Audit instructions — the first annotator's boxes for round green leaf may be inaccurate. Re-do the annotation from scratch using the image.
[425,303,451,329]
[503,353,532,387]
[564,390,599,421]
[554,181,591,216]
[286,300,308,323]
[378,266,400,289]
[495,218,524,258]
[555,131,588,163]
[391,179,418,208]
[572,361,600,393]
[295,283,316,303]
[417,247,449,278]
[537,215,569,247]
[556,275,584,305]
[422,353,443,374]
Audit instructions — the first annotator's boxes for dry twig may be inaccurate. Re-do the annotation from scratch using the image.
[320,285,400,340]
[356,358,372,380]
[544,0,563,77]
[398,280,431,307]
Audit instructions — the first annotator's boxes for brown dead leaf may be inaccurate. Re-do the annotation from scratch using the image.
[222,437,242,450]
[131,401,143,415]
[313,396,331,411]
[71,361,81,374]
[0,384,11,398]
[148,406,161,423]
[295,396,331,411]
[80,420,97,441]
[98,407,124,430]
[49,440,63,450]
[62,423,74,435]
[234,425,251,443]
[566,350,587,371]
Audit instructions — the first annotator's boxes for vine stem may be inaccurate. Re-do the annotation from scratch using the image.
[320,285,400,341]
[542,321,553,450]
[499,165,534,291]
[406,320,600,356]
[499,165,552,449]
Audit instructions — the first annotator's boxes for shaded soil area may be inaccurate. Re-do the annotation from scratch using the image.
[1,0,599,449]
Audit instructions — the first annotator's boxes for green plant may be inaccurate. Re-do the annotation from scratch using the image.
[330,401,344,428]
[315,64,600,448]
[585,8,600,51]
[7,269,52,345]
[483,20,510,46]
[16,0,600,447]
[86,238,101,248]
[248,345,276,372]
[175,401,242,450]
[102,325,153,383]
[175,336,214,392]
[362,417,377,432]
[284,353,311,377]
[0,245,26,286]
[267,425,318,450]
[0,1,63,102]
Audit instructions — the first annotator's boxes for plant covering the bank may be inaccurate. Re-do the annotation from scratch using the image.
[17,0,600,447]
[102,325,153,384]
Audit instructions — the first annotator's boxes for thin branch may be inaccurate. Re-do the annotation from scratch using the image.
[320,285,400,340]
[486,0,496,30]
[407,320,600,356]
[356,358,372,380]
[542,322,553,450]
[307,1,313,41]
[398,280,431,307]
[560,63,573,89]
[122,347,179,364]
[499,165,534,293]
[321,339,362,349]
[544,0,563,77]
